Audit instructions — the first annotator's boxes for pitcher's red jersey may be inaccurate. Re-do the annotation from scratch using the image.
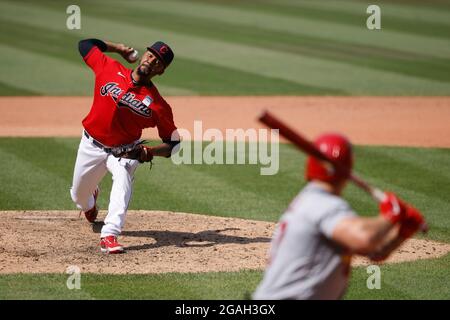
[82,47,177,147]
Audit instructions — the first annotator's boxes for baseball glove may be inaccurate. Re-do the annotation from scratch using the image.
[110,140,154,163]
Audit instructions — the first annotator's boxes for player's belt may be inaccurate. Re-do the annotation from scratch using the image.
[83,130,112,153]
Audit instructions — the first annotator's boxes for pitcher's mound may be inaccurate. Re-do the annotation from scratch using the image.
[0,211,448,274]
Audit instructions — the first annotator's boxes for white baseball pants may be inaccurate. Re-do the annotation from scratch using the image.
[70,132,140,238]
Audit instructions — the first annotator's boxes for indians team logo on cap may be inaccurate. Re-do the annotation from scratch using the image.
[147,41,174,67]
[160,45,168,54]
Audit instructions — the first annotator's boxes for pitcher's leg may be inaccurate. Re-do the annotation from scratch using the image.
[101,157,139,237]
[70,135,108,211]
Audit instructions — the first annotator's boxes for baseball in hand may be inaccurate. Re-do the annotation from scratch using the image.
[128,49,139,62]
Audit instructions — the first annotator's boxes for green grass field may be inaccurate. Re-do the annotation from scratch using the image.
[0,0,450,95]
[0,0,449,300]
[0,139,449,299]
[1,255,449,300]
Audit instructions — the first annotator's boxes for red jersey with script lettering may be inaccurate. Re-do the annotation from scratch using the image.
[81,46,177,147]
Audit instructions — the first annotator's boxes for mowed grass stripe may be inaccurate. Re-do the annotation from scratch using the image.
[73,0,450,83]
[150,142,299,220]
[77,0,450,92]
[245,0,450,39]
[130,140,298,221]
[371,147,450,181]
[0,271,263,300]
[355,146,450,203]
[265,0,450,26]
[160,57,340,95]
[3,6,449,86]
[0,7,338,95]
[0,6,191,96]
[0,255,449,299]
[132,159,286,221]
[0,19,334,96]
[126,0,450,59]
[0,19,81,63]
[346,253,450,299]
[0,4,346,94]
[0,20,197,96]
[3,1,449,95]
[0,148,71,209]
[0,44,93,95]
[11,0,450,50]
[0,1,354,94]
[107,5,450,83]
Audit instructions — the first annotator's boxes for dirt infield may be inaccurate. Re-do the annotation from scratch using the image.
[1,96,449,274]
[1,210,449,274]
[1,96,449,147]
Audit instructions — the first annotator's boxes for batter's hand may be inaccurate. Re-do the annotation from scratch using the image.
[379,192,407,225]
[399,206,427,239]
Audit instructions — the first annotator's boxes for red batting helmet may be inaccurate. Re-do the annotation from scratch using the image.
[305,133,353,184]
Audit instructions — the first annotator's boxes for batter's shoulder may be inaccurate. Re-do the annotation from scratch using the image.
[294,185,352,217]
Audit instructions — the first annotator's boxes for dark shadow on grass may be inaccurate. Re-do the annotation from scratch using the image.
[121,228,271,251]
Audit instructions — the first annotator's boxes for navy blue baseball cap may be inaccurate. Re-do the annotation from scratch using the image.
[147,41,174,68]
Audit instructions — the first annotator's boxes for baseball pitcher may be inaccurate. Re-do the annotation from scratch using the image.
[253,133,426,299]
[70,38,180,253]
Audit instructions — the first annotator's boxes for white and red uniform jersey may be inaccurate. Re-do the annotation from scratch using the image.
[253,182,356,300]
[82,46,177,147]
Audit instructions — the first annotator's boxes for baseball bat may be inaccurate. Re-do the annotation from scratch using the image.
[258,110,428,233]
[258,110,386,202]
